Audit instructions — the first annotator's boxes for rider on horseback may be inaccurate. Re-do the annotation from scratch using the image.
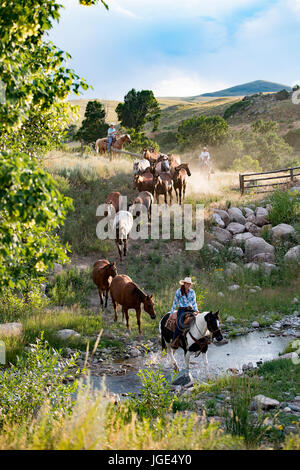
[107,123,117,152]
[170,277,198,349]
[199,146,211,167]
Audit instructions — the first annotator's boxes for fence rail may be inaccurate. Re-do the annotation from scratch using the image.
[239,166,300,194]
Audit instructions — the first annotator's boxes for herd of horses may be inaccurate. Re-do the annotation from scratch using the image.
[91,145,223,372]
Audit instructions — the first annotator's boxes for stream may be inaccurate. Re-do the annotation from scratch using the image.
[89,329,296,395]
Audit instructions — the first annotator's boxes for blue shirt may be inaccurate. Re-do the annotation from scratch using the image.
[170,288,198,314]
[108,127,116,137]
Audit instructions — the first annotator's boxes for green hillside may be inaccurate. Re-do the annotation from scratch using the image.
[198,80,292,98]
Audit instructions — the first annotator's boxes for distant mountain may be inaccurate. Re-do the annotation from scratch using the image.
[196,80,292,98]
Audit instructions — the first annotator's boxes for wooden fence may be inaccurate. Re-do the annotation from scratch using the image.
[239,166,300,194]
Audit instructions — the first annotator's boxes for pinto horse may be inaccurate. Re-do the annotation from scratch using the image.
[110,274,156,335]
[160,311,223,372]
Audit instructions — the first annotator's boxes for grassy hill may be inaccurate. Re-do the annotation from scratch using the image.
[199,80,292,98]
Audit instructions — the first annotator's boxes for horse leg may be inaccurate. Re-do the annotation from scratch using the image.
[179,185,182,205]
[105,289,109,308]
[183,181,186,201]
[166,342,179,371]
[115,240,122,262]
[184,350,190,370]
[123,307,130,330]
[123,239,128,258]
[202,352,209,377]
[98,288,104,308]
[136,306,142,336]
[111,296,118,322]
[169,187,173,205]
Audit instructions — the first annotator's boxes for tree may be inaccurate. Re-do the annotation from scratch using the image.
[177,115,230,150]
[76,100,109,146]
[116,89,161,132]
[0,0,108,292]
[122,128,159,153]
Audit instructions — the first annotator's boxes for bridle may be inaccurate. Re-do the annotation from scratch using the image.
[188,317,221,346]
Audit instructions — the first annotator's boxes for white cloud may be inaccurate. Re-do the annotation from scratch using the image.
[152,70,228,97]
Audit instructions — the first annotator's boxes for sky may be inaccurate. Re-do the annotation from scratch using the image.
[47,0,300,100]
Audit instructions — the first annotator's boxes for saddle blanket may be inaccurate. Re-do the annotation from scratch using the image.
[165,311,195,333]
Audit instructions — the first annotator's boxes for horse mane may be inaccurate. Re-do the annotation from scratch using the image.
[132,283,146,301]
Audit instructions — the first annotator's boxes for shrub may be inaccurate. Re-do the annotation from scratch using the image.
[268,190,300,226]
[231,155,262,172]
[48,267,94,307]
[223,100,250,120]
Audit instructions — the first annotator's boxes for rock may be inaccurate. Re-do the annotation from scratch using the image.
[172,369,193,386]
[284,246,300,263]
[56,329,81,341]
[228,207,246,225]
[213,209,230,226]
[228,284,240,291]
[53,263,63,273]
[292,298,299,304]
[250,395,280,410]
[207,244,219,254]
[272,224,295,240]
[255,207,269,226]
[212,227,232,244]
[245,214,257,224]
[245,237,275,262]
[244,262,260,272]
[228,246,244,258]
[245,222,262,237]
[212,213,225,228]
[210,240,225,251]
[261,262,277,274]
[244,207,254,217]
[253,252,275,263]
[252,321,260,328]
[226,315,236,322]
[217,292,224,297]
[227,222,246,235]
[249,289,258,293]
[232,232,254,246]
[283,407,292,413]
[288,404,300,412]
[0,322,23,337]
[130,347,141,358]
[225,262,239,276]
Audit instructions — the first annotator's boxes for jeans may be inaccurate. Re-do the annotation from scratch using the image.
[107,136,113,152]
[172,307,187,342]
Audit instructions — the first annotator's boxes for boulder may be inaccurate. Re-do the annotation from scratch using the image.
[172,369,193,386]
[228,284,240,291]
[213,209,230,226]
[244,262,260,272]
[255,207,269,227]
[245,222,262,237]
[225,262,240,276]
[227,222,246,235]
[232,232,254,246]
[210,240,225,251]
[228,207,246,225]
[253,252,275,263]
[284,246,300,263]
[245,237,275,262]
[0,322,23,337]
[261,262,277,274]
[252,321,260,328]
[245,214,257,224]
[250,394,280,410]
[53,263,63,273]
[226,315,236,322]
[212,212,225,228]
[272,224,295,240]
[228,247,244,258]
[217,292,225,297]
[56,329,81,341]
[244,207,254,217]
[207,244,219,255]
[212,227,232,244]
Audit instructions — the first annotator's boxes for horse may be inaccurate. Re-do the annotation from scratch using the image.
[133,159,151,176]
[110,274,156,335]
[159,311,223,372]
[112,210,133,261]
[129,191,153,223]
[168,154,182,176]
[91,260,117,309]
[200,160,211,180]
[95,134,132,157]
[172,163,191,205]
[105,192,121,217]
[143,148,160,164]
[154,154,170,175]
[154,172,173,204]
[133,169,155,194]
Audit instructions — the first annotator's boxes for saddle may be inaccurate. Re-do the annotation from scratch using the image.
[165,310,195,334]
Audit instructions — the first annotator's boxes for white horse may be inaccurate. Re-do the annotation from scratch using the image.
[112,210,133,261]
[160,311,223,373]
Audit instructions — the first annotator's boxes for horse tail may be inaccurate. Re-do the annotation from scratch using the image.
[159,317,167,351]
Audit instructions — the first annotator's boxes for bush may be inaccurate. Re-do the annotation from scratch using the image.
[268,190,300,226]
[224,100,250,120]
[177,115,229,150]
[0,334,78,427]
[231,155,262,172]
[48,267,94,307]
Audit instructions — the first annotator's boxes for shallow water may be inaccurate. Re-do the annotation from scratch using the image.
[90,330,294,395]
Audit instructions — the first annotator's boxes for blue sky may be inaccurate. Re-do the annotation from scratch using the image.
[48,0,300,100]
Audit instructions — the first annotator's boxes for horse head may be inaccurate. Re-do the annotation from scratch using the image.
[125,134,132,143]
[143,294,156,319]
[204,311,223,342]
[108,262,118,278]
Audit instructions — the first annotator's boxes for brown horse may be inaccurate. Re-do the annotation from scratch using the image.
[95,134,132,157]
[110,274,156,334]
[92,260,118,308]
[105,191,121,216]
[133,169,155,194]
[154,172,173,204]
[168,154,182,176]
[143,148,160,164]
[129,191,154,223]
[172,163,191,205]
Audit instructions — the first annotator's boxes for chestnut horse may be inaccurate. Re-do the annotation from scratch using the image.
[95,134,132,157]
[92,260,118,308]
[110,274,156,334]
[172,163,191,205]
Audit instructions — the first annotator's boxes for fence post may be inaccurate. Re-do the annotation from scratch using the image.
[239,174,245,194]
[290,168,294,182]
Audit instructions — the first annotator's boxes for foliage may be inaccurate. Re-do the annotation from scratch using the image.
[284,128,300,151]
[223,378,269,448]
[223,100,250,120]
[48,267,94,307]
[268,189,300,226]
[129,368,174,419]
[0,334,79,427]
[177,115,230,150]
[231,155,262,172]
[116,89,161,132]
[123,128,159,153]
[76,100,108,146]
[0,151,73,292]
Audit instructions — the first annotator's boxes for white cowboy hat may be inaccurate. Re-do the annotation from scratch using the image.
[110,122,115,126]
[179,277,194,285]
